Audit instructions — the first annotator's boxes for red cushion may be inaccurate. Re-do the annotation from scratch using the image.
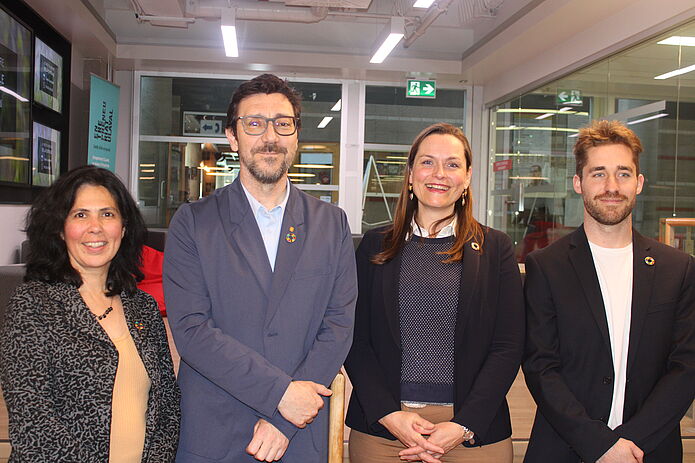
[137,245,166,316]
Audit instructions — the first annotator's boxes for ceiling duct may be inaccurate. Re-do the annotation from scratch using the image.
[236,5,328,23]
[460,0,504,22]
[183,0,331,23]
[403,0,453,48]
[274,0,372,9]
[403,0,503,48]
[131,0,190,27]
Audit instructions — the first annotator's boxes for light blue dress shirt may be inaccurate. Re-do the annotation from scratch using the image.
[240,180,290,271]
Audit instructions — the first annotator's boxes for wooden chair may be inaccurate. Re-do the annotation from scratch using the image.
[328,371,346,463]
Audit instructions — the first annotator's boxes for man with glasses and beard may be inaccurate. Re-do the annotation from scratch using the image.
[523,120,695,463]
[164,74,357,462]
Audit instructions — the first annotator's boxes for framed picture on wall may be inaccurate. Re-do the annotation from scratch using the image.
[33,37,62,113]
[32,122,60,186]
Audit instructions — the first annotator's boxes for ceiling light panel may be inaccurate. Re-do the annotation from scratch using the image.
[370,17,405,64]
[221,9,238,57]
[657,36,695,47]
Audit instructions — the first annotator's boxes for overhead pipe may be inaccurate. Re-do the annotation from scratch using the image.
[137,0,415,28]
[236,5,327,23]
[185,0,328,23]
[136,14,197,23]
[402,0,453,48]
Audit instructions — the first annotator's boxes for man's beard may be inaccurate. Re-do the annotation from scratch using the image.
[583,192,635,226]
[242,142,294,185]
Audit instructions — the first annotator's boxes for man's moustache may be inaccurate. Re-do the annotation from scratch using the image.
[251,144,288,155]
[594,193,627,201]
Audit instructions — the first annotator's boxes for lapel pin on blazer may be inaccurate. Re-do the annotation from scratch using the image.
[644,256,655,266]
[471,242,480,251]
[134,321,145,330]
[285,226,297,243]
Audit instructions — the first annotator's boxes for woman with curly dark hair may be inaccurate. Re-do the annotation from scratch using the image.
[0,165,180,462]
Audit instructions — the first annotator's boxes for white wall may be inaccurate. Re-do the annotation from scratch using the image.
[0,205,29,265]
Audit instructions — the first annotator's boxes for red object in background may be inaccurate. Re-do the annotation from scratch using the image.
[493,159,513,172]
[138,245,167,316]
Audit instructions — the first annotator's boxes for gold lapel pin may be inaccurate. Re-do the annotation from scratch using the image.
[644,256,655,266]
[471,242,480,251]
[134,321,145,330]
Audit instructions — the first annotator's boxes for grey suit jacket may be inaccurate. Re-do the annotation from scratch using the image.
[163,178,357,462]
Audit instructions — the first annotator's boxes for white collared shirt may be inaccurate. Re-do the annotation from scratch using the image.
[410,217,457,239]
[240,180,290,271]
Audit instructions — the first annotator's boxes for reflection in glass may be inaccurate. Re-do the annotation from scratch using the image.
[362,150,407,231]
[362,86,466,231]
[488,18,695,264]
[137,76,341,227]
[660,218,695,256]
[490,95,590,261]
[365,86,465,145]
[0,7,31,184]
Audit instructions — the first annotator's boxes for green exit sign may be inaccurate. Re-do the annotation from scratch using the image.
[406,79,436,99]
[557,89,583,106]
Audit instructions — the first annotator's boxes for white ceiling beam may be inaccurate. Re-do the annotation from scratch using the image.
[115,43,463,77]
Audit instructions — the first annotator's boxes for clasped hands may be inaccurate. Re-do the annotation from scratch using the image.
[246,380,332,461]
[595,438,643,463]
[379,411,472,463]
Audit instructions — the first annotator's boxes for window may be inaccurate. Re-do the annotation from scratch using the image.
[362,85,465,231]
[488,19,695,263]
[136,75,341,227]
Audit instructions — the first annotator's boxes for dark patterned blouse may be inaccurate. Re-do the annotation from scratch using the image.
[0,280,180,462]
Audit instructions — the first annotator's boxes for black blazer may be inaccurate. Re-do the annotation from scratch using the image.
[344,226,524,446]
[523,226,695,463]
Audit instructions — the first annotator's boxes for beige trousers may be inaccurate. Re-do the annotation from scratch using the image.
[349,404,513,463]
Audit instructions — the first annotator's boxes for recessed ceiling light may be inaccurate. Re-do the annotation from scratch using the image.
[220,9,238,58]
[627,113,668,125]
[657,36,695,47]
[317,117,333,129]
[413,0,435,8]
[654,63,695,80]
[370,17,405,64]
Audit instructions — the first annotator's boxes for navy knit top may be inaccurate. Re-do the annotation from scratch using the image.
[398,236,461,404]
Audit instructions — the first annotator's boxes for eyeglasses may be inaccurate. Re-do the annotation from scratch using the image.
[235,116,299,136]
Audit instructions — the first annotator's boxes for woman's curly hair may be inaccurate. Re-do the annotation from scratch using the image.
[24,165,146,296]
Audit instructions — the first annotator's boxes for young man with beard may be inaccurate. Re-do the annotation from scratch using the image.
[523,120,695,463]
[163,74,357,462]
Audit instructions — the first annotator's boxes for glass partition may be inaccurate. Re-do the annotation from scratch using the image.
[137,76,341,227]
[489,19,695,262]
[0,7,32,185]
[362,85,466,231]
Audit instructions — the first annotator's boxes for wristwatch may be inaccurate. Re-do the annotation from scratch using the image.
[461,425,474,442]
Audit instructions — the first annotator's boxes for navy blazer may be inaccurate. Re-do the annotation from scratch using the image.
[344,225,524,446]
[163,179,357,462]
[523,226,695,463]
